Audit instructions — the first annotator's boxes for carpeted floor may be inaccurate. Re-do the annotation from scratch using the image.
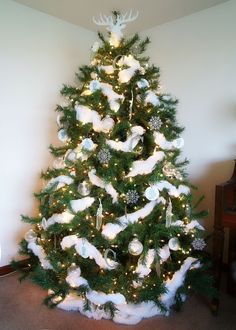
[0,273,235,330]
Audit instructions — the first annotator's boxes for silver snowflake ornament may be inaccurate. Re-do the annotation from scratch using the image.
[97,148,111,164]
[126,190,139,204]
[148,116,162,130]
[191,238,206,251]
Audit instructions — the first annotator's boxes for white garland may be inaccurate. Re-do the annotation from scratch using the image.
[61,235,119,269]
[154,180,190,198]
[42,210,74,229]
[70,197,95,212]
[126,151,165,177]
[45,175,74,190]
[135,249,156,278]
[89,80,124,112]
[154,132,184,150]
[57,257,201,325]
[145,91,160,106]
[118,55,141,83]
[24,230,52,269]
[106,126,145,152]
[75,105,114,132]
[88,169,118,203]
[102,200,165,240]
[99,65,114,74]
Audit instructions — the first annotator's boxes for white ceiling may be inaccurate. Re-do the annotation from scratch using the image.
[14,0,229,34]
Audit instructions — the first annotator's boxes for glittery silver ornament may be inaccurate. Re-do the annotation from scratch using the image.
[163,162,183,181]
[144,186,159,201]
[78,181,91,196]
[128,238,143,256]
[191,238,206,251]
[126,190,139,204]
[97,148,111,164]
[81,138,94,151]
[148,116,162,130]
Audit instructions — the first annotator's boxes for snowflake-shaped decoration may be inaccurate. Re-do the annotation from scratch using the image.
[191,238,206,251]
[126,190,139,204]
[97,148,111,164]
[148,116,162,130]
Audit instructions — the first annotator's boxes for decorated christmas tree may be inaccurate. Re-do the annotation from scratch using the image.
[15,11,214,325]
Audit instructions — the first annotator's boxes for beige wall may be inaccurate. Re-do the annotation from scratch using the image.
[142,0,236,237]
[0,0,96,266]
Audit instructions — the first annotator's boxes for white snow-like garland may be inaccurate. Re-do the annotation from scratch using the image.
[75,105,114,133]
[154,180,190,198]
[24,229,52,269]
[42,197,95,229]
[99,65,114,75]
[45,175,74,191]
[70,197,95,212]
[61,235,119,269]
[126,151,165,177]
[57,256,200,324]
[88,169,118,203]
[135,249,156,278]
[118,55,141,83]
[42,210,75,229]
[106,126,145,152]
[145,91,160,106]
[171,220,205,232]
[89,80,124,112]
[154,132,184,150]
[102,199,165,240]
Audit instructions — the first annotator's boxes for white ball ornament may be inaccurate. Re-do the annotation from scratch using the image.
[168,237,180,251]
[128,238,143,256]
[81,138,94,151]
[58,129,69,142]
[144,186,159,201]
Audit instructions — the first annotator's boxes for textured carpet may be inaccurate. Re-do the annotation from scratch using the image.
[0,273,235,330]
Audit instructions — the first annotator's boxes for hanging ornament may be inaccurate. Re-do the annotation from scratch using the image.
[24,229,37,242]
[126,190,139,204]
[56,114,63,127]
[97,148,111,164]
[78,181,91,196]
[129,90,134,119]
[81,138,95,151]
[58,129,69,142]
[191,238,206,250]
[155,260,161,277]
[165,199,173,228]
[168,237,180,251]
[137,79,149,89]
[104,248,117,269]
[163,162,182,180]
[64,149,76,162]
[96,198,103,230]
[148,116,162,130]
[53,157,65,169]
[128,238,143,256]
[112,54,123,68]
[132,279,143,288]
[144,186,159,201]
[80,238,89,258]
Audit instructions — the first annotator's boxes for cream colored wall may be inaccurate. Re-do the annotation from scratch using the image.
[142,0,236,238]
[0,0,96,266]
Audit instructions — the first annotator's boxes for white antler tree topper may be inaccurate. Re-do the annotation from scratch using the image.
[93,10,139,47]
